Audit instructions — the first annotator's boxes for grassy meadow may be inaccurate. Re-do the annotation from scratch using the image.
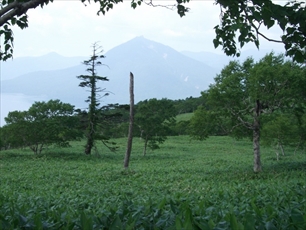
[0,136,305,229]
[176,113,194,122]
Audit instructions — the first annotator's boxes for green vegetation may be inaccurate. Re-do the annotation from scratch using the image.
[190,53,306,172]
[135,98,176,155]
[0,97,203,154]
[1,136,305,229]
[0,100,81,153]
[0,51,305,228]
[176,112,193,122]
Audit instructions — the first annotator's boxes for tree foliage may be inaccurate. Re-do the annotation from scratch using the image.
[192,52,305,172]
[261,112,306,158]
[213,0,306,63]
[1,0,305,62]
[1,99,80,153]
[189,106,230,141]
[135,98,176,155]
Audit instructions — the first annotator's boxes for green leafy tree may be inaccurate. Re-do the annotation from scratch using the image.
[189,106,230,140]
[261,113,301,159]
[102,104,129,137]
[173,96,205,115]
[135,98,176,156]
[0,111,28,150]
[171,120,190,136]
[3,99,80,154]
[197,53,305,172]
[77,42,110,155]
[1,0,305,62]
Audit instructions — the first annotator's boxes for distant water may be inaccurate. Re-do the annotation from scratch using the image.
[0,93,47,127]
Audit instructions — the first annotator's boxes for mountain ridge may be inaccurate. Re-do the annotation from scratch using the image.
[1,36,218,108]
[1,52,86,80]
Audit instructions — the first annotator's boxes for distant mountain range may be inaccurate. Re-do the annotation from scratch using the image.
[1,36,283,110]
[1,37,218,108]
[1,53,86,80]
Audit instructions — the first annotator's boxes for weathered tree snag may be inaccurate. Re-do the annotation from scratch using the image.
[124,72,134,169]
[253,100,262,173]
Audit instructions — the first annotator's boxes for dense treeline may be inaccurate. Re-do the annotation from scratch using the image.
[1,92,304,154]
[0,96,203,152]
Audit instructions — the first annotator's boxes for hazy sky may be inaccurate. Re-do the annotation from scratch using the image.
[12,0,286,57]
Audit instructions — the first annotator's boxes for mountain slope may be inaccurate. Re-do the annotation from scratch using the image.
[1,37,218,107]
[181,51,232,70]
[0,52,86,80]
[101,36,218,103]
[181,48,285,71]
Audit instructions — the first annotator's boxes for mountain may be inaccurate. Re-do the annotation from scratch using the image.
[0,52,86,80]
[181,51,232,70]
[1,36,218,108]
[181,48,285,70]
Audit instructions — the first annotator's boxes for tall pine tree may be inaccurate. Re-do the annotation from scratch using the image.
[77,43,109,155]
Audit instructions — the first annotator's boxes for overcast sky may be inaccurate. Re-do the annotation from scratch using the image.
[11,0,286,58]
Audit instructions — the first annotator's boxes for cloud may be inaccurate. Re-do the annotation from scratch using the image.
[163,29,183,37]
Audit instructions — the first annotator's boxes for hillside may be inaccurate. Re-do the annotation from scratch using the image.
[1,37,218,108]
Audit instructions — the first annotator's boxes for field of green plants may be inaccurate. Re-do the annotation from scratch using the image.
[1,136,305,229]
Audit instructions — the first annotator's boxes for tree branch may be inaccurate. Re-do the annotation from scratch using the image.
[242,7,283,44]
[256,30,283,43]
[0,0,49,27]
[144,0,176,10]
[230,109,253,129]
[0,1,19,18]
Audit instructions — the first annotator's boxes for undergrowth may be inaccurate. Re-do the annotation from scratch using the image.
[0,136,305,229]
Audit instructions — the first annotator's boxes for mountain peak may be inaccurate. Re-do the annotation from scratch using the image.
[106,36,180,59]
[122,36,157,47]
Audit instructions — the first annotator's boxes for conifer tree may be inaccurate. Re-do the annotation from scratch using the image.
[77,43,109,155]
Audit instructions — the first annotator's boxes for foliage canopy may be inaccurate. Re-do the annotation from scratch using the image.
[1,99,81,153]
[135,98,176,155]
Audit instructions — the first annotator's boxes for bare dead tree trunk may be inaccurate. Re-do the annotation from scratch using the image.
[253,100,262,173]
[124,72,134,169]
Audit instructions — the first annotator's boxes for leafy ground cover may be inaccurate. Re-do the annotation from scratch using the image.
[0,136,305,229]
[176,113,193,122]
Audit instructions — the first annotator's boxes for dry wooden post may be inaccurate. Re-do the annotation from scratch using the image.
[124,72,134,169]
